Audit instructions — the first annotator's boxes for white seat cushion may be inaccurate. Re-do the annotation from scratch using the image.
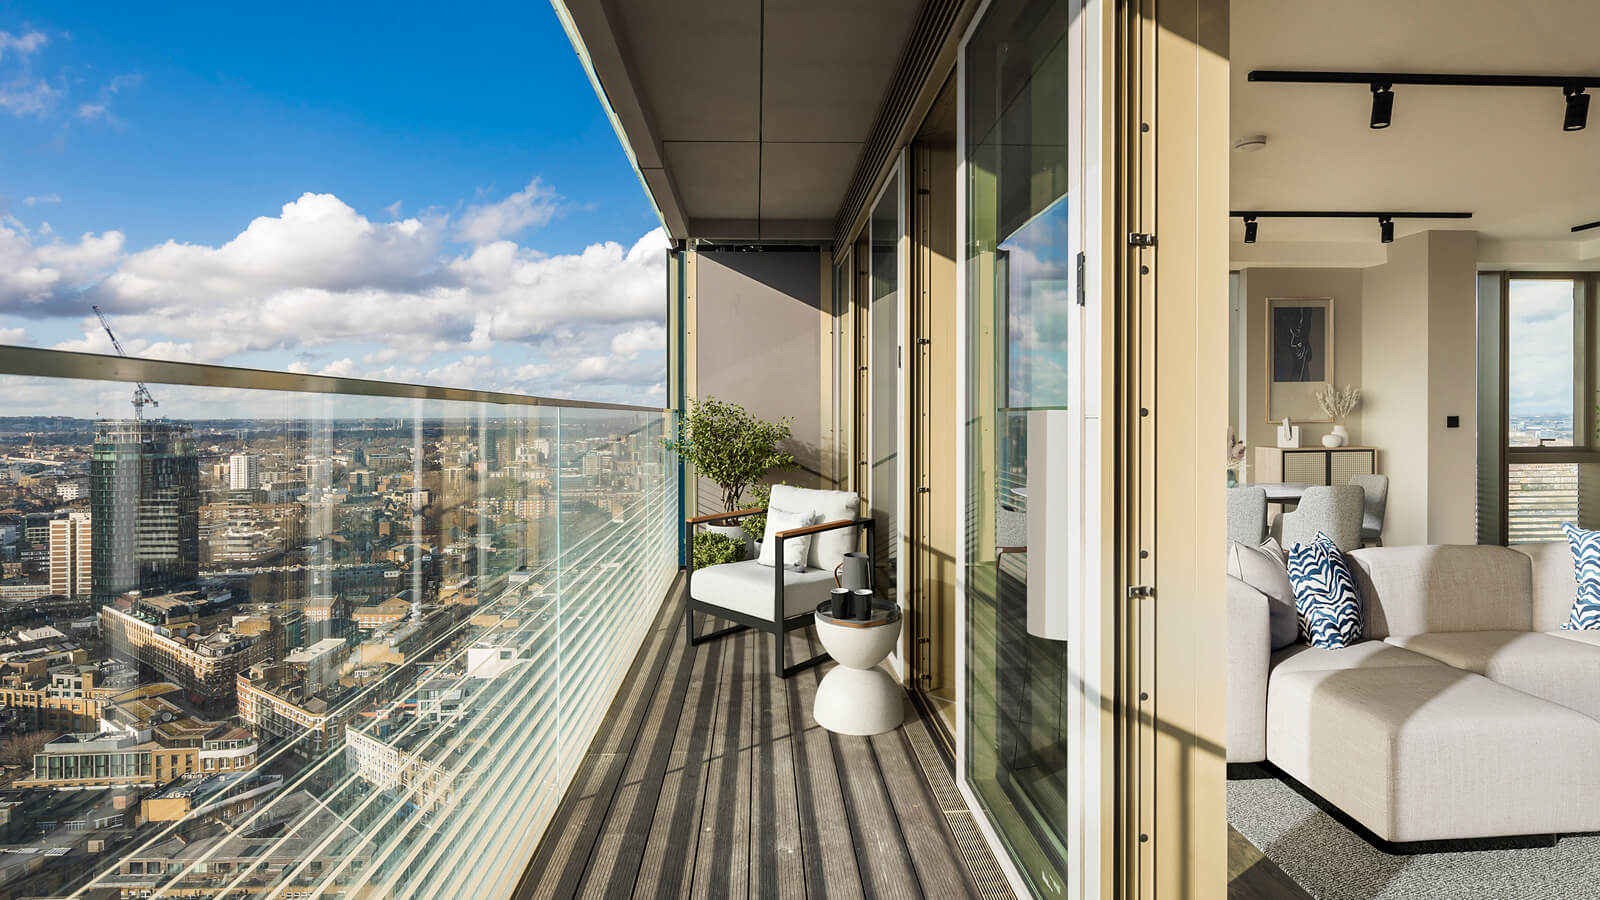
[1386,630,1600,721]
[769,484,858,571]
[1269,640,1443,677]
[1267,664,1600,842]
[691,560,835,622]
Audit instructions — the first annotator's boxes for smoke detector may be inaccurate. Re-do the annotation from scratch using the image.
[1233,134,1268,153]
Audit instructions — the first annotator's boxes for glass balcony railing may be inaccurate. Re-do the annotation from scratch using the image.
[0,350,678,899]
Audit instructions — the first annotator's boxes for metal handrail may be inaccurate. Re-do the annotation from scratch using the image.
[0,344,666,413]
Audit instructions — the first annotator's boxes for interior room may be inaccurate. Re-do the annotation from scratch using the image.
[1224,1,1600,896]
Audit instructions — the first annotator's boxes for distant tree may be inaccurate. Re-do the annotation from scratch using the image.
[0,730,58,770]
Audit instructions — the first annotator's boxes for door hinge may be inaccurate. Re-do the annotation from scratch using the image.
[918,337,931,346]
[918,486,930,494]
[1127,585,1155,599]
[1128,232,1157,247]
[1076,251,1087,306]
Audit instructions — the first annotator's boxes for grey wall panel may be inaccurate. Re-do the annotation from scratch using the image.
[695,250,826,513]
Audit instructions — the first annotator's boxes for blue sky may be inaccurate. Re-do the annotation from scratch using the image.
[0,2,668,413]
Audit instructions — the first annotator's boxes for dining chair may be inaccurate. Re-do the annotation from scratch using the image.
[1272,484,1364,552]
[1226,486,1268,547]
[1347,473,1389,547]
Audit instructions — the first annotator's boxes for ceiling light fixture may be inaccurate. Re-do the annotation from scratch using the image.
[1233,134,1269,152]
[1228,210,1472,244]
[1369,83,1394,129]
[1565,87,1590,131]
[1250,70,1600,132]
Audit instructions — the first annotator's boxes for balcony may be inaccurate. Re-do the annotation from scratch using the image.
[0,350,1002,899]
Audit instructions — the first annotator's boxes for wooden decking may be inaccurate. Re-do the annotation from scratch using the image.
[514,578,1011,900]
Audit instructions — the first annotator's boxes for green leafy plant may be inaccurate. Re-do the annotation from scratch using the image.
[693,531,746,570]
[663,397,795,512]
[742,484,773,541]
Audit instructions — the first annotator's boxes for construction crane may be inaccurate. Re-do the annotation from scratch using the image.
[92,305,158,420]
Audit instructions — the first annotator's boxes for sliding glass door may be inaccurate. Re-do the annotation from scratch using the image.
[959,0,1099,896]
[870,164,903,655]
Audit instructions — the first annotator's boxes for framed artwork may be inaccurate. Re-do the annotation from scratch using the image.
[1266,297,1333,422]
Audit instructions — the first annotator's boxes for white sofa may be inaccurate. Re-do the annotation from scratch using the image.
[1228,542,1600,845]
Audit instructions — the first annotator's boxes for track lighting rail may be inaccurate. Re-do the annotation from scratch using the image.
[1249,71,1600,89]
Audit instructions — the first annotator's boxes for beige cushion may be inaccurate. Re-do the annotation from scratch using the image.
[769,485,858,571]
[1227,538,1298,650]
[690,560,834,621]
[757,507,816,568]
[1511,541,1579,632]
[1269,640,1442,677]
[1267,664,1600,842]
[1346,544,1532,639]
[1386,630,1600,721]
[1227,577,1272,763]
[1549,629,1600,648]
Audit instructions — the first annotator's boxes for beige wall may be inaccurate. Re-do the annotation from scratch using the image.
[693,249,828,514]
[1238,267,1364,451]
[1360,231,1479,546]
[1425,232,1480,545]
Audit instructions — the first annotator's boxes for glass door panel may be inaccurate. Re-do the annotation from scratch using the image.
[870,168,903,621]
[962,0,1080,896]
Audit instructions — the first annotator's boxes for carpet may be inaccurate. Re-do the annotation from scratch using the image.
[1227,777,1600,900]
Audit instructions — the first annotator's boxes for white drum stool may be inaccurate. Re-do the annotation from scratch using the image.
[813,602,903,735]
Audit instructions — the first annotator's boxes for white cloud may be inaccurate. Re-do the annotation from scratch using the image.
[22,193,60,206]
[2,182,669,405]
[455,178,559,245]
[0,30,47,62]
[611,324,666,356]
[0,326,26,344]
[0,77,60,117]
[76,73,140,122]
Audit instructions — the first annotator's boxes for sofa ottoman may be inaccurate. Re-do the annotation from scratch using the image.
[1266,663,1600,843]
[1387,630,1600,721]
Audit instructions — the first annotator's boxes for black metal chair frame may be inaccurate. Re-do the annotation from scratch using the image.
[683,507,875,678]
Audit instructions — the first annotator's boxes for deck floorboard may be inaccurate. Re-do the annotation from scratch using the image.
[516,588,1011,900]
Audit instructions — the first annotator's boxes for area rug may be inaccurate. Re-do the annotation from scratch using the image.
[1227,777,1600,900]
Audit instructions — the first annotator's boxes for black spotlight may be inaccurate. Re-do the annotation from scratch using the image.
[1379,216,1395,244]
[1565,87,1590,132]
[1370,83,1394,129]
[1243,216,1258,244]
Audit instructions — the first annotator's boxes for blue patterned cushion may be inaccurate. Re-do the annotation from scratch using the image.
[1561,523,1600,631]
[1286,531,1362,649]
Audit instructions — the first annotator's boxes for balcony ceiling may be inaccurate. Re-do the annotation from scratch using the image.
[1232,0,1600,260]
[561,0,922,242]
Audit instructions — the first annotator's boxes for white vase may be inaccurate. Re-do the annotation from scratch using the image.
[1321,433,1341,448]
[1332,424,1349,446]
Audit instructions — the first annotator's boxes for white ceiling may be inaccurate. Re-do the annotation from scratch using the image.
[1231,0,1600,258]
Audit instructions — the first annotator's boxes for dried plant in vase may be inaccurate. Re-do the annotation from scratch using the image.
[1314,384,1361,447]
[1226,427,1248,486]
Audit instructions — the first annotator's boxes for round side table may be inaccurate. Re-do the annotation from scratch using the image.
[813,602,903,735]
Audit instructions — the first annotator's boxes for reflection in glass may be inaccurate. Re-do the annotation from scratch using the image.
[0,374,676,898]
[871,170,901,607]
[963,0,1075,895]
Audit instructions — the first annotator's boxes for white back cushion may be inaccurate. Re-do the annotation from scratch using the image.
[758,508,816,568]
[1511,541,1581,632]
[768,484,859,570]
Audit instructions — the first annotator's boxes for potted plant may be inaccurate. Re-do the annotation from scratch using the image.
[1314,384,1362,447]
[664,398,795,561]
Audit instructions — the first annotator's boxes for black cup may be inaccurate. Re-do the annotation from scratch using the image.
[828,588,851,619]
[850,588,874,621]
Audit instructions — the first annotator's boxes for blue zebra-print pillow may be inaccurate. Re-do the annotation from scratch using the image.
[1286,531,1362,649]
[1561,523,1600,631]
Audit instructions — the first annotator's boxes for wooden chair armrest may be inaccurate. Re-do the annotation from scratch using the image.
[686,506,765,525]
[774,516,869,540]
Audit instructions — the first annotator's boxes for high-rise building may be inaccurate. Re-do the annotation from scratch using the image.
[91,420,201,603]
[228,453,261,490]
[303,458,333,489]
[48,510,92,599]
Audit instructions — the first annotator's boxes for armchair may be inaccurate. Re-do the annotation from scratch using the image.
[684,485,873,678]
